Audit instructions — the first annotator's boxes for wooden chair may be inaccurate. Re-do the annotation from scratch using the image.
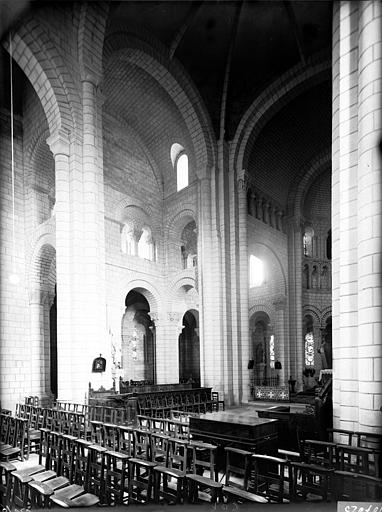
[185,440,222,504]
[61,434,77,482]
[333,470,382,501]
[50,442,103,508]
[10,464,46,510]
[103,407,114,425]
[27,470,61,509]
[0,417,27,462]
[300,439,337,468]
[153,437,188,504]
[211,391,225,412]
[336,443,380,477]
[291,462,334,502]
[49,431,63,474]
[73,438,93,486]
[137,415,151,430]
[118,425,134,457]
[222,447,268,504]
[103,423,119,451]
[103,449,129,505]
[89,420,104,446]
[0,414,11,449]
[85,444,107,498]
[251,453,292,503]
[128,429,158,504]
[0,460,16,509]
[112,407,128,425]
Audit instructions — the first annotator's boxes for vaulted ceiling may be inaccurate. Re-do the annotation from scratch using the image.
[106,0,333,139]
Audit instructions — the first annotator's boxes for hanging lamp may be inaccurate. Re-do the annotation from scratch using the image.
[8,32,20,285]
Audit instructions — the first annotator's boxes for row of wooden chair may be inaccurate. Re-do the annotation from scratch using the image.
[300,438,380,476]
[136,415,190,440]
[328,427,382,451]
[16,403,131,439]
[276,435,382,501]
[136,389,216,417]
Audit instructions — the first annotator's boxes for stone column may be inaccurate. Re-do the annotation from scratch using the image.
[65,75,107,402]
[286,216,303,390]
[29,288,44,397]
[153,312,181,384]
[357,0,382,432]
[237,169,250,402]
[198,176,222,393]
[273,296,288,386]
[47,130,72,401]
[42,291,56,398]
[332,1,382,432]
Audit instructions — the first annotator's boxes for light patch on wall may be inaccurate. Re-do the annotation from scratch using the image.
[249,255,264,287]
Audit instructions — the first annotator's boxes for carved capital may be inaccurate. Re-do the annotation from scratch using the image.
[29,288,42,305]
[168,312,182,323]
[149,312,159,324]
[47,129,71,157]
[81,68,102,87]
[284,215,303,233]
[237,169,250,192]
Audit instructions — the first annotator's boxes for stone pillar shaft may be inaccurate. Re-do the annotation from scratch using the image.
[47,132,72,401]
[237,171,250,402]
[357,0,382,431]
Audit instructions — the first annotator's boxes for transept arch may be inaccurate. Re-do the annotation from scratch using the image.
[3,26,80,138]
[231,57,330,172]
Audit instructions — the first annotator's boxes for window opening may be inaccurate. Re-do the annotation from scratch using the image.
[269,334,275,369]
[176,153,188,191]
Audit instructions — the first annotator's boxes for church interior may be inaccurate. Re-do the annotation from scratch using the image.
[0,0,381,507]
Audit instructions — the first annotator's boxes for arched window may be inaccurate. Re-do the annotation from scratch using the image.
[249,255,264,287]
[171,143,189,192]
[303,227,314,257]
[138,227,154,261]
[121,223,135,255]
[269,334,275,369]
[180,220,197,269]
[176,153,189,191]
[304,315,315,367]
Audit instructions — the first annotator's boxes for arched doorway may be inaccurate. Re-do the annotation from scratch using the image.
[250,312,276,386]
[121,290,155,383]
[178,310,200,385]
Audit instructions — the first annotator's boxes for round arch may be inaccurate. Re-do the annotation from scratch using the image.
[118,279,161,316]
[178,308,200,384]
[28,234,56,294]
[287,149,332,218]
[103,29,216,176]
[4,27,79,137]
[302,305,321,327]
[231,57,330,172]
